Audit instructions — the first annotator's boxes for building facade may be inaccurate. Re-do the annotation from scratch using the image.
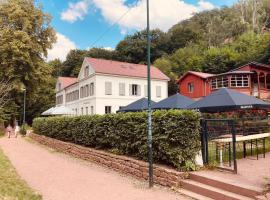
[55,58,169,115]
[178,62,270,100]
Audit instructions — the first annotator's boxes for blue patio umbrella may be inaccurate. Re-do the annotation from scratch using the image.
[187,88,270,113]
[152,93,194,110]
[117,98,155,112]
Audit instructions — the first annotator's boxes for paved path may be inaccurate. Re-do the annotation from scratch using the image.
[0,137,188,200]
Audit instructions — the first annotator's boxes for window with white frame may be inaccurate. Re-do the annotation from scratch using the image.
[188,82,194,93]
[144,85,148,97]
[86,107,88,115]
[105,106,111,114]
[230,75,249,87]
[86,85,89,97]
[105,82,112,95]
[119,83,125,96]
[130,84,140,96]
[84,66,89,77]
[90,106,94,115]
[211,76,228,89]
[156,86,161,97]
[90,83,94,96]
[56,95,63,105]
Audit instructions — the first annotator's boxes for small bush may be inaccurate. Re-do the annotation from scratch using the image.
[20,124,28,136]
[33,110,201,170]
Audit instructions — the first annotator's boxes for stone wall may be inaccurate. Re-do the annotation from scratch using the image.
[29,133,186,187]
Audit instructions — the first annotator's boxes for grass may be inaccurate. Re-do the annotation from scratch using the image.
[0,148,42,200]
[207,138,270,167]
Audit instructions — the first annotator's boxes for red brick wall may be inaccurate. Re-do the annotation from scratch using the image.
[29,133,187,187]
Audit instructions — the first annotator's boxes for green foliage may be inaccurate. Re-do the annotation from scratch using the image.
[33,110,201,170]
[20,124,28,135]
[0,0,56,123]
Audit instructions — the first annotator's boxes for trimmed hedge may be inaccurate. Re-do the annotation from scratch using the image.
[33,110,201,169]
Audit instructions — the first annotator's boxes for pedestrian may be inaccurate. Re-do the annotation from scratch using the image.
[6,124,13,138]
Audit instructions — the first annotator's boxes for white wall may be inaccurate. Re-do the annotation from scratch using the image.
[56,64,168,115]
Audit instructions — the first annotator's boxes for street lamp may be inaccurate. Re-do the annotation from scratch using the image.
[146,0,153,188]
[22,88,26,124]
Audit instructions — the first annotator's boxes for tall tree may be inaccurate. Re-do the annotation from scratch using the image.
[0,0,56,123]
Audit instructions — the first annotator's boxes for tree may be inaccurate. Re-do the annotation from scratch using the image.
[0,79,13,122]
[0,0,56,123]
[116,29,169,64]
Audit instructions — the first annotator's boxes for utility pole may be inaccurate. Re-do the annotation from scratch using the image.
[146,0,153,188]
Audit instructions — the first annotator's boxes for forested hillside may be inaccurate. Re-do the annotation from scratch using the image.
[52,0,270,95]
[2,0,270,123]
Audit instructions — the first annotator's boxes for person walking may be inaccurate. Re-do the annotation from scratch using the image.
[6,124,13,138]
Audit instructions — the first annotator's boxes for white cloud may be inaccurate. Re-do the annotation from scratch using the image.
[47,33,76,61]
[198,0,215,10]
[92,0,215,32]
[61,0,90,23]
[60,0,215,31]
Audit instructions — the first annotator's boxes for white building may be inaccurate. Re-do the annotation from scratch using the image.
[55,58,169,115]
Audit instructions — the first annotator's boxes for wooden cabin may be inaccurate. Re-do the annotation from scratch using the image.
[177,62,270,100]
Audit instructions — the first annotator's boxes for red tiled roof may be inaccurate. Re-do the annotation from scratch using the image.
[58,77,78,90]
[85,57,170,80]
[177,71,214,83]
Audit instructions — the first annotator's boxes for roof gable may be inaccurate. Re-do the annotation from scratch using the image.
[177,71,214,83]
[56,77,78,91]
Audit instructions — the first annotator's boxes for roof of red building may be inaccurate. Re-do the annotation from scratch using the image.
[58,77,78,89]
[85,57,170,81]
[177,71,214,83]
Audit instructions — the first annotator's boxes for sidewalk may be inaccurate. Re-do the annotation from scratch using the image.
[0,136,189,200]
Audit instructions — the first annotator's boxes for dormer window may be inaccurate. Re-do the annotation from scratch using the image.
[84,66,89,77]
[58,83,61,91]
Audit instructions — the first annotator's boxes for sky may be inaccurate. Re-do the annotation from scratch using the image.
[39,0,237,61]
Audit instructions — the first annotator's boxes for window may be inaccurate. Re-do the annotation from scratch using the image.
[105,82,112,95]
[86,85,89,97]
[90,83,94,96]
[156,86,161,97]
[75,108,77,115]
[80,87,83,98]
[90,106,94,115]
[211,77,228,89]
[86,107,88,115]
[144,85,148,97]
[105,106,111,114]
[130,84,141,96]
[84,66,89,77]
[56,95,63,105]
[230,75,249,87]
[58,83,61,91]
[188,83,194,93]
[119,83,125,96]
[81,107,83,115]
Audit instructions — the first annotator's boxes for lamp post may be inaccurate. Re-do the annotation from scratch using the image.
[22,88,26,124]
[146,0,153,188]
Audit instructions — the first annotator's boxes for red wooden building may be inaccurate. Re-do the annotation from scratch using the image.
[177,62,270,100]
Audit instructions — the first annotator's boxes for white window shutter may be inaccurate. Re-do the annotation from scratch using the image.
[137,85,141,96]
[144,85,147,97]
[156,86,161,97]
[105,82,112,95]
[129,84,132,96]
[119,83,125,96]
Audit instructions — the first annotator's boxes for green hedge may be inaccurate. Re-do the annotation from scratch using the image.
[33,110,201,169]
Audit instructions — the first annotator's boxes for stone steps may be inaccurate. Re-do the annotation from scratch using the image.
[179,173,263,200]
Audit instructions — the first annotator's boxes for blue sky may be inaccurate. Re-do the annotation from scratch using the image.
[40,0,237,61]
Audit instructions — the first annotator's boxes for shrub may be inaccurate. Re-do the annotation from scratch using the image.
[20,124,28,136]
[32,110,201,170]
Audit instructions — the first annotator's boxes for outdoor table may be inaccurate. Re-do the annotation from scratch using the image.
[212,133,270,166]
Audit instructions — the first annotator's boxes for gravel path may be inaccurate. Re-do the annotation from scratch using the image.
[0,136,188,200]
